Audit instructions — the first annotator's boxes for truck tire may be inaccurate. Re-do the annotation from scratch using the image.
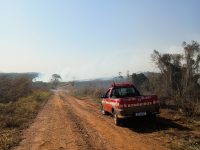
[113,111,121,126]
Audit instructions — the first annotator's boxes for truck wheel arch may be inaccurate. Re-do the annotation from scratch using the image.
[112,108,115,114]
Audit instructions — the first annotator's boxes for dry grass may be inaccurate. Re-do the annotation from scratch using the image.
[156,109,200,150]
[0,91,52,150]
[160,127,200,150]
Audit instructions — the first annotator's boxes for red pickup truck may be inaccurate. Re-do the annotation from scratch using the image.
[101,83,160,125]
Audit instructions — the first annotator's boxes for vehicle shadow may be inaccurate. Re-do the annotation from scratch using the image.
[120,116,191,133]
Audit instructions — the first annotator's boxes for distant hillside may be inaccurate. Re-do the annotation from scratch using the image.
[73,72,160,90]
[74,79,114,89]
[74,76,133,89]
[0,72,38,80]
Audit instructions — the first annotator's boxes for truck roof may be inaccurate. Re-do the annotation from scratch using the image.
[111,83,134,87]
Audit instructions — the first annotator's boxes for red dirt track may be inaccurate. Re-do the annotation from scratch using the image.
[15,90,167,150]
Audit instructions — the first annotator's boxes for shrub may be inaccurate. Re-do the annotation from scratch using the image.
[0,76,32,103]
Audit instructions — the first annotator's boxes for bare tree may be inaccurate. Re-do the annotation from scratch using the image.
[151,50,183,97]
[151,41,200,116]
[182,41,200,87]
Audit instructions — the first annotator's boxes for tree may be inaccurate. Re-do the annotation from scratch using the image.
[182,41,200,111]
[51,74,62,88]
[182,41,200,88]
[151,50,183,97]
[131,73,148,90]
[151,41,200,116]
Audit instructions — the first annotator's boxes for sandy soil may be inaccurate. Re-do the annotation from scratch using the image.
[15,91,168,150]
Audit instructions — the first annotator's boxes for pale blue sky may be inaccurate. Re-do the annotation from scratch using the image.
[0,0,199,81]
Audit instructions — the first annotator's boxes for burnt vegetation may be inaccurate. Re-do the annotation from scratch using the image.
[145,40,200,117]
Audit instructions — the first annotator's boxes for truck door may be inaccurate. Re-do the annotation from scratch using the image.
[109,88,118,112]
[103,89,111,112]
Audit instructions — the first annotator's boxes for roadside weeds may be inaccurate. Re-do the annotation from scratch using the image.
[0,91,52,150]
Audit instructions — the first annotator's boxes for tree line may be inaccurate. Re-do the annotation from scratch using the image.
[131,41,200,116]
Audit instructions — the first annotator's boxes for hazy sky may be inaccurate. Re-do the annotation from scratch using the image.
[0,0,200,81]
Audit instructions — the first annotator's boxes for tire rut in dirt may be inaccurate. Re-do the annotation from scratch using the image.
[65,95,117,129]
[63,99,108,150]
[62,93,109,121]
[60,93,168,150]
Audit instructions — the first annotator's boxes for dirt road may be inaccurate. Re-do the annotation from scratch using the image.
[15,91,167,150]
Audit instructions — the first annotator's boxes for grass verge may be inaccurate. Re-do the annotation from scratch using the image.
[0,91,52,150]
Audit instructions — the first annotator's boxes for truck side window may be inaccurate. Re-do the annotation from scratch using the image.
[111,88,120,98]
[105,89,110,98]
[111,89,117,98]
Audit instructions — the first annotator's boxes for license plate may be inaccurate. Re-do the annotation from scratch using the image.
[135,112,146,116]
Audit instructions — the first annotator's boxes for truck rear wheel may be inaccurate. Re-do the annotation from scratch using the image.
[113,111,121,126]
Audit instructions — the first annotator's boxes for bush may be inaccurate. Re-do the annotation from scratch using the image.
[0,76,32,103]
